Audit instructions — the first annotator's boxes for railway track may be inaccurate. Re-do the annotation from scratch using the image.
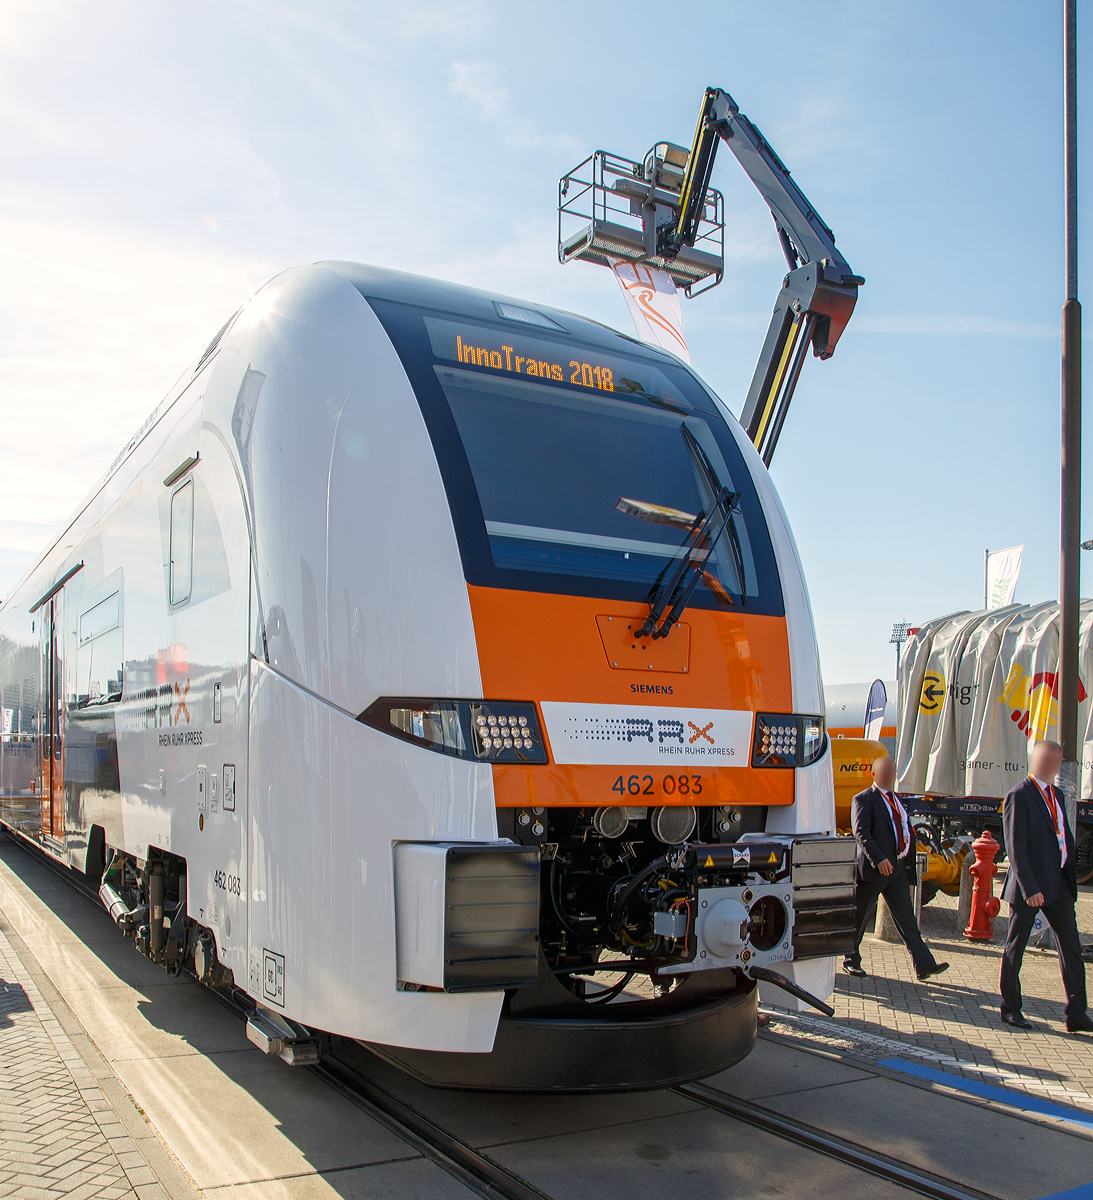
[7,828,999,1200]
[673,1082,995,1200]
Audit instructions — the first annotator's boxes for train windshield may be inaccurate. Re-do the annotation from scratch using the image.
[371,301,783,616]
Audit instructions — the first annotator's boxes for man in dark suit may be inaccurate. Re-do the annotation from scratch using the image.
[999,739,1092,1032]
[843,756,948,981]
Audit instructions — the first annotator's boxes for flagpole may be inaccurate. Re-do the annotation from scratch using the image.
[1059,0,1082,833]
[984,549,989,610]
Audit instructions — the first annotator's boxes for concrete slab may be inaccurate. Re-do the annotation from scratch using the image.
[759,1073,1093,1200]
[201,1157,473,1199]
[487,1105,906,1200]
[701,1035,876,1101]
[117,1049,422,1189]
[74,981,252,1063]
[15,928,170,994]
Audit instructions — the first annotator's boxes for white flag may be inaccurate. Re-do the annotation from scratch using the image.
[986,545,1024,610]
[610,261,690,363]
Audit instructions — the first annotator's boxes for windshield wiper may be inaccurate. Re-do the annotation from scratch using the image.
[680,424,748,610]
[633,495,737,639]
[617,424,747,640]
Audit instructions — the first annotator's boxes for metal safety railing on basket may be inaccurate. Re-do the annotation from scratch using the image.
[558,149,725,295]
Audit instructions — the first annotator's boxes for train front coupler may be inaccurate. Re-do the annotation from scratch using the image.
[615,836,856,1000]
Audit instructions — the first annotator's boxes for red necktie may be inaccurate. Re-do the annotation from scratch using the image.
[1032,779,1068,866]
[882,790,908,857]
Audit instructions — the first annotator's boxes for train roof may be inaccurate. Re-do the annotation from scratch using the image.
[322,261,679,361]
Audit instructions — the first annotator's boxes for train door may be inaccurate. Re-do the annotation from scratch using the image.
[38,594,64,843]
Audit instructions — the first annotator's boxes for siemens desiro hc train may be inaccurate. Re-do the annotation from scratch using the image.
[0,263,855,1090]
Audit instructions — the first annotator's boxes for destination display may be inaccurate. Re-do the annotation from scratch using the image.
[424,315,688,407]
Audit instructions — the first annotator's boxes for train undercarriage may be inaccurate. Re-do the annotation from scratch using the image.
[376,804,856,1091]
[78,805,856,1092]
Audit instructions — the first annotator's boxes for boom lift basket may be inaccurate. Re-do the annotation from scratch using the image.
[558,148,725,296]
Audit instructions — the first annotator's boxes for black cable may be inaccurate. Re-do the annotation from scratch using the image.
[913,823,942,853]
[585,972,634,1004]
[548,859,584,941]
[608,854,668,932]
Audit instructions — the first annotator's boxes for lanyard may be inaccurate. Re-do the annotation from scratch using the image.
[880,789,910,857]
[1032,778,1068,866]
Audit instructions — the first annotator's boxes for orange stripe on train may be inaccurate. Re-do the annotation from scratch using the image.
[467,585,794,808]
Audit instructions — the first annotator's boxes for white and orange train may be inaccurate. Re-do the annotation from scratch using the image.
[0,264,854,1090]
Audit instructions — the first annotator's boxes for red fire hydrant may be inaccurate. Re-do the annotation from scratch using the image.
[964,829,1002,940]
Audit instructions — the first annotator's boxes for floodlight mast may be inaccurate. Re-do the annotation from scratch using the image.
[667,88,863,466]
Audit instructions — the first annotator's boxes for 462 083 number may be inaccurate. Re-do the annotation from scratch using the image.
[610,774,702,798]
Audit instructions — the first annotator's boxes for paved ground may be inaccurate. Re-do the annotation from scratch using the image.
[765,887,1093,1115]
[0,914,192,1199]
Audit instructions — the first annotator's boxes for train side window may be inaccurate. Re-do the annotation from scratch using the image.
[76,588,123,707]
[170,480,194,606]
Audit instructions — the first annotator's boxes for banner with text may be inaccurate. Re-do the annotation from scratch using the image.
[610,261,691,363]
[540,701,751,766]
[986,545,1024,610]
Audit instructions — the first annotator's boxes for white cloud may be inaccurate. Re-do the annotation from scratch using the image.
[449,61,580,154]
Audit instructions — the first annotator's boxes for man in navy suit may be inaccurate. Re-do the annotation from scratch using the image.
[999,739,1092,1032]
[843,756,948,981]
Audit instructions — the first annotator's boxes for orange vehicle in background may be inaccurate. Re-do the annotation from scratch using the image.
[824,681,966,903]
[830,736,887,832]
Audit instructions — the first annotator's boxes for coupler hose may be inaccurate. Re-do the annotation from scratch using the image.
[608,853,668,932]
[745,966,835,1018]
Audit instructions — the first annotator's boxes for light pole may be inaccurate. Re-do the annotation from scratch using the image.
[891,622,911,708]
[1059,0,1082,833]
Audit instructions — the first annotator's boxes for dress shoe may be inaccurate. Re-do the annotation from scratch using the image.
[842,962,867,978]
[1066,1012,1093,1033]
[1001,1010,1033,1029]
[916,962,949,982]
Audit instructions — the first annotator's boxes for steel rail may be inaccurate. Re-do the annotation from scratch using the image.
[315,1051,554,1200]
[674,1081,998,1200]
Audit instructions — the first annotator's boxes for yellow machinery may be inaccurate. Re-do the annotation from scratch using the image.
[830,738,965,900]
[830,736,886,830]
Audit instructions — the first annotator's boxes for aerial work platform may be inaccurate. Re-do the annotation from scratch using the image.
[559,146,725,295]
[559,87,864,466]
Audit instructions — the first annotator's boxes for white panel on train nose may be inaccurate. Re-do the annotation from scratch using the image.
[326,300,481,713]
[248,663,502,1050]
[201,264,480,717]
[540,701,752,766]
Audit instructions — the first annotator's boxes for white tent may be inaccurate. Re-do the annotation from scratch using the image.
[897,602,1093,799]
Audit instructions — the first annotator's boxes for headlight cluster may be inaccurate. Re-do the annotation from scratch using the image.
[358,698,547,764]
[751,714,826,768]
[473,711,534,754]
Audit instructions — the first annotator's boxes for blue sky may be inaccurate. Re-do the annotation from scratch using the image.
[1,1,1090,684]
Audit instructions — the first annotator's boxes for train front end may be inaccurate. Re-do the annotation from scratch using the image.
[324,266,856,1089]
